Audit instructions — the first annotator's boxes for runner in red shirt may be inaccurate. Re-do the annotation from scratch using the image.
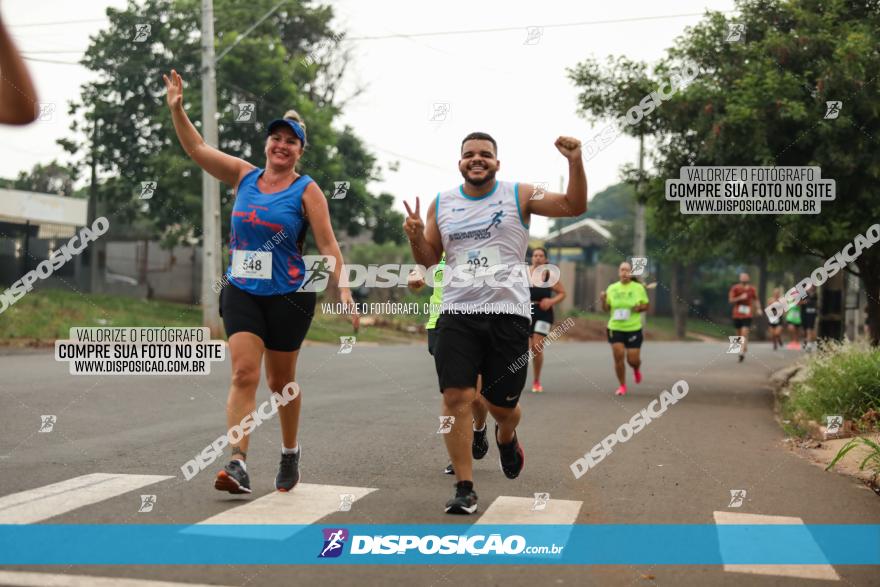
[728,272,760,362]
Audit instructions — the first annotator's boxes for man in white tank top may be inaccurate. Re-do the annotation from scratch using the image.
[403,132,587,514]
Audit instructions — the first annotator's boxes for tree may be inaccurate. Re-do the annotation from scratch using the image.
[570,0,880,344]
[61,0,403,246]
[2,161,78,197]
[550,182,635,233]
[567,57,720,337]
[654,0,880,344]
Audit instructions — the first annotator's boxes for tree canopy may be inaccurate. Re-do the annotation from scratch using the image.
[61,0,403,245]
[570,0,880,342]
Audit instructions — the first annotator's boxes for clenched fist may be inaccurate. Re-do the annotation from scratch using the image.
[555,136,582,161]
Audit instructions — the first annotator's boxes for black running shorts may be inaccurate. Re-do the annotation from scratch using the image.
[732,317,752,329]
[606,328,643,349]
[219,284,316,352]
[530,312,554,336]
[427,328,439,356]
[434,313,530,408]
[801,309,817,330]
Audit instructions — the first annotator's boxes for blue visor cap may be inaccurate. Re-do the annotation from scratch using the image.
[267,119,307,146]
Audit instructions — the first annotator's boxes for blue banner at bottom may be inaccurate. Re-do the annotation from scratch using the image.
[1,524,877,565]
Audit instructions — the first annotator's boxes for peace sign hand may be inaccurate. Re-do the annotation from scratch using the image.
[402,198,424,242]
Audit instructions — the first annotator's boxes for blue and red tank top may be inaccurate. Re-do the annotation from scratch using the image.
[225,168,312,296]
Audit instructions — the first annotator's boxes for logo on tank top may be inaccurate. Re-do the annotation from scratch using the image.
[448,210,505,242]
[487,210,504,229]
[233,209,283,233]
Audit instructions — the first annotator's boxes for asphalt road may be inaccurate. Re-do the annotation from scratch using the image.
[1,340,878,586]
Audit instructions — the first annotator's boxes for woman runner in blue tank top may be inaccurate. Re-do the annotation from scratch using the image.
[164,69,358,495]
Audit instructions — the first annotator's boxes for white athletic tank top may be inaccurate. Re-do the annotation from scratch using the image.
[435,180,531,318]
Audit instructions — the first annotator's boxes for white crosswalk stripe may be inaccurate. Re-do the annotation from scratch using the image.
[184,482,377,539]
[0,571,226,587]
[0,475,587,562]
[475,495,582,525]
[474,495,582,558]
[713,511,840,581]
[0,473,172,524]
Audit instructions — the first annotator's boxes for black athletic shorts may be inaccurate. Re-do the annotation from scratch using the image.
[219,284,316,352]
[530,311,554,336]
[801,309,817,329]
[733,317,752,329]
[607,328,643,349]
[434,313,530,408]
[427,328,439,356]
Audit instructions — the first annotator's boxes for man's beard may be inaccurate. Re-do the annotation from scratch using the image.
[460,167,496,187]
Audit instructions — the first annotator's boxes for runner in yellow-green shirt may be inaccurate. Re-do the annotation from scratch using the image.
[408,255,488,475]
[599,261,650,396]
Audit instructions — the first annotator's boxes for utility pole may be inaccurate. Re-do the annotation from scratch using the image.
[88,121,104,294]
[633,133,646,259]
[633,133,648,326]
[198,0,285,337]
[200,0,222,337]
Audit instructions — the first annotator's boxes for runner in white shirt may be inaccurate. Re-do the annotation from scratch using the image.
[403,131,587,514]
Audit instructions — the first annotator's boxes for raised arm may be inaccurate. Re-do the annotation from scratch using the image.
[163,69,254,187]
[522,136,587,220]
[0,16,38,124]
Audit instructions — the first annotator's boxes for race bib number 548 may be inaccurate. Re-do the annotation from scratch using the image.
[231,250,272,279]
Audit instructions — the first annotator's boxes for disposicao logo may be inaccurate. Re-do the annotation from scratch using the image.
[318,528,349,558]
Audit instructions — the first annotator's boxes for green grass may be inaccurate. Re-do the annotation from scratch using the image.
[644,314,729,340]
[0,289,419,345]
[782,340,880,429]
[563,309,726,340]
[0,289,202,341]
[826,436,880,485]
[308,312,417,344]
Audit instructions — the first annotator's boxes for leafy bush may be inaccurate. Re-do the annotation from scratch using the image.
[788,340,880,425]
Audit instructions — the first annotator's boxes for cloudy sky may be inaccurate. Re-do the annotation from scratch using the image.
[2,0,736,236]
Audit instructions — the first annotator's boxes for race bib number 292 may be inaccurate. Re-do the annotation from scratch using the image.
[466,245,501,277]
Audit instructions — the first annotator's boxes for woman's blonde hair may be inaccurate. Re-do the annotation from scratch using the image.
[283,109,307,144]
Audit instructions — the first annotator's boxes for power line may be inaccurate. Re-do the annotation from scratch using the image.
[10,10,733,41]
[214,0,288,64]
[366,144,448,173]
[223,79,447,173]
[9,17,106,28]
[343,11,734,41]
[11,11,733,65]
[20,50,85,54]
[21,56,82,65]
